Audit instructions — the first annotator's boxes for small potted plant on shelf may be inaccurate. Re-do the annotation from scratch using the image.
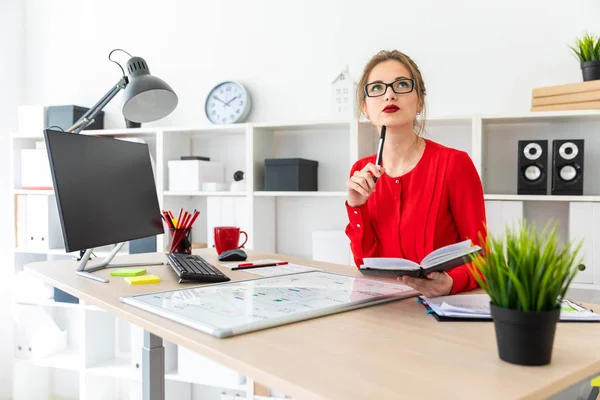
[570,33,600,81]
[469,220,584,366]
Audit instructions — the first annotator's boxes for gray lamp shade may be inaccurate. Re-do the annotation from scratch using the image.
[122,56,178,123]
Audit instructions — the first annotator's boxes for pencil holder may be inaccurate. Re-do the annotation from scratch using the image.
[169,228,192,254]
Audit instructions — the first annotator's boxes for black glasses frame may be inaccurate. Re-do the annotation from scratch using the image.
[364,78,416,97]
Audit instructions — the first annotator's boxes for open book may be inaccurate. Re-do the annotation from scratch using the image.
[359,240,482,278]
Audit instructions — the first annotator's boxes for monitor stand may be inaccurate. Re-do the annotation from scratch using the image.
[75,242,164,283]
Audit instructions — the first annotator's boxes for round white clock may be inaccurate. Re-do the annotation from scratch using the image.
[205,81,252,124]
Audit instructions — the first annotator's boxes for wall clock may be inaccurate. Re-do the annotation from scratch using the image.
[205,81,251,124]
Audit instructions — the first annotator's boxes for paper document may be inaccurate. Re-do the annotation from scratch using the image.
[421,294,600,321]
[220,259,321,277]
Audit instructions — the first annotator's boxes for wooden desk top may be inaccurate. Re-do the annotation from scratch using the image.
[26,249,600,400]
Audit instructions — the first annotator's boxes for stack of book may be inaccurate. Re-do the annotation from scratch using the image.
[531,80,600,111]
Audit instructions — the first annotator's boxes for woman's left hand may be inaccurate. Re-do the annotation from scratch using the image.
[399,272,453,297]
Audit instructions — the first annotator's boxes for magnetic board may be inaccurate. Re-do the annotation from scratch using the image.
[120,271,417,338]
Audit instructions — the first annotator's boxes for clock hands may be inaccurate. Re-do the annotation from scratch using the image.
[213,95,238,108]
[213,95,227,105]
[225,95,240,106]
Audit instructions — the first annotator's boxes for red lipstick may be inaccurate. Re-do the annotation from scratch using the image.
[382,104,399,113]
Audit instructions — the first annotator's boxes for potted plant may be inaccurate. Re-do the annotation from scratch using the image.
[569,33,600,81]
[469,220,584,366]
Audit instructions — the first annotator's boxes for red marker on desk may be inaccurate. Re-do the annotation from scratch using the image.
[231,261,289,270]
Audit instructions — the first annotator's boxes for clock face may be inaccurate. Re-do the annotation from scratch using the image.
[205,81,251,124]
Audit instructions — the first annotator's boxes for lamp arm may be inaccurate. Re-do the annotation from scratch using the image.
[68,76,129,133]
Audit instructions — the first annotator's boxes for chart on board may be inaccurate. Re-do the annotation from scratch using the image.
[121,271,417,338]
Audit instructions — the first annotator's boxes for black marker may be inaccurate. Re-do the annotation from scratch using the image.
[373,125,386,183]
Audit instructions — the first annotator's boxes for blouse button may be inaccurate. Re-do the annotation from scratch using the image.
[357,224,361,228]
[354,210,358,215]
[395,179,400,184]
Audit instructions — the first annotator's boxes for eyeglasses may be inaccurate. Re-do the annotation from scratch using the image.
[364,78,415,97]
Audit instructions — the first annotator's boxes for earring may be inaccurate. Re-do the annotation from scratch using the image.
[416,112,421,115]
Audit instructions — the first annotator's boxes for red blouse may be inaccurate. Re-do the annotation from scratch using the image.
[345,139,487,295]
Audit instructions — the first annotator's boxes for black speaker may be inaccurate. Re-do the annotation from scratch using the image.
[552,139,584,195]
[517,140,548,195]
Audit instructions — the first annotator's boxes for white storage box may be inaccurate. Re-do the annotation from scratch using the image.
[177,345,246,386]
[168,160,225,192]
[21,148,53,189]
[14,304,68,360]
[25,195,64,250]
[312,230,353,266]
[18,105,47,134]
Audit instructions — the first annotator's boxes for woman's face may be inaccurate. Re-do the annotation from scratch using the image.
[362,60,421,129]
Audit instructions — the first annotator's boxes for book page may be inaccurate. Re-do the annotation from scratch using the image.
[420,240,473,266]
[362,257,419,270]
[421,245,481,269]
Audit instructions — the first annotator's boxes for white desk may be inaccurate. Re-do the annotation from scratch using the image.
[26,249,600,400]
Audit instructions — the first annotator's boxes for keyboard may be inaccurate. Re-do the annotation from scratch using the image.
[166,253,231,284]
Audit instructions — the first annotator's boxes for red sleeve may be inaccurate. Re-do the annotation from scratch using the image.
[344,160,378,267]
[445,151,487,294]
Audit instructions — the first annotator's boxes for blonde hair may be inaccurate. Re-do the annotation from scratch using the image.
[356,50,427,136]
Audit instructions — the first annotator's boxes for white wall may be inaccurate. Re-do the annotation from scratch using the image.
[22,0,600,129]
[0,1,24,397]
[4,1,600,395]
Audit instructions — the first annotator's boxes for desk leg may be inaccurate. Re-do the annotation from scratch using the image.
[143,331,165,400]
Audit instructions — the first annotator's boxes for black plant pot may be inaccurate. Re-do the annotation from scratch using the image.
[581,61,600,82]
[490,303,560,366]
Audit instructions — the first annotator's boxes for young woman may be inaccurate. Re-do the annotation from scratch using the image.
[345,50,487,297]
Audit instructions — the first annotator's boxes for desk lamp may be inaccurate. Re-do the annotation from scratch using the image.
[67,49,178,133]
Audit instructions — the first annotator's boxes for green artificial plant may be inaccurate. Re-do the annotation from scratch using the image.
[470,220,584,312]
[569,33,600,62]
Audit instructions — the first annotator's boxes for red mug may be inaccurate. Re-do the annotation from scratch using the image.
[214,226,248,255]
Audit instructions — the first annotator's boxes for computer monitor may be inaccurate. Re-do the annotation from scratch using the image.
[44,129,164,282]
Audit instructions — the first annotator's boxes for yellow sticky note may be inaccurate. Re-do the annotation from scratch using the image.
[124,274,161,285]
[592,376,600,387]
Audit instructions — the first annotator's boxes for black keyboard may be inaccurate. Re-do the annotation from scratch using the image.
[166,253,230,283]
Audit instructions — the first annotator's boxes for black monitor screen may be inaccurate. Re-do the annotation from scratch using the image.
[44,129,164,252]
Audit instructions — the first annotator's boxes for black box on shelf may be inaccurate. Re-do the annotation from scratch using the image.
[264,158,319,191]
[129,236,157,254]
[47,105,104,131]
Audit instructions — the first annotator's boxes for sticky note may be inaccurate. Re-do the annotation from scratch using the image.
[110,268,147,277]
[124,274,161,285]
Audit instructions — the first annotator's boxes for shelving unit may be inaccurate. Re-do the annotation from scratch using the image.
[8,109,600,399]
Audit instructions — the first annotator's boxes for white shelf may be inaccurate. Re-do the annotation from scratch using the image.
[86,357,140,380]
[252,119,350,130]
[162,124,248,135]
[163,191,247,197]
[254,191,347,197]
[164,369,246,392]
[81,127,162,136]
[10,113,600,400]
[14,247,126,257]
[29,349,80,372]
[570,283,600,291]
[14,297,100,311]
[10,132,44,139]
[484,194,600,202]
[16,298,79,310]
[14,247,71,255]
[12,189,54,195]
[481,109,600,123]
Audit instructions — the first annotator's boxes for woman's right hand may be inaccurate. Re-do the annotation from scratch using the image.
[346,163,384,207]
